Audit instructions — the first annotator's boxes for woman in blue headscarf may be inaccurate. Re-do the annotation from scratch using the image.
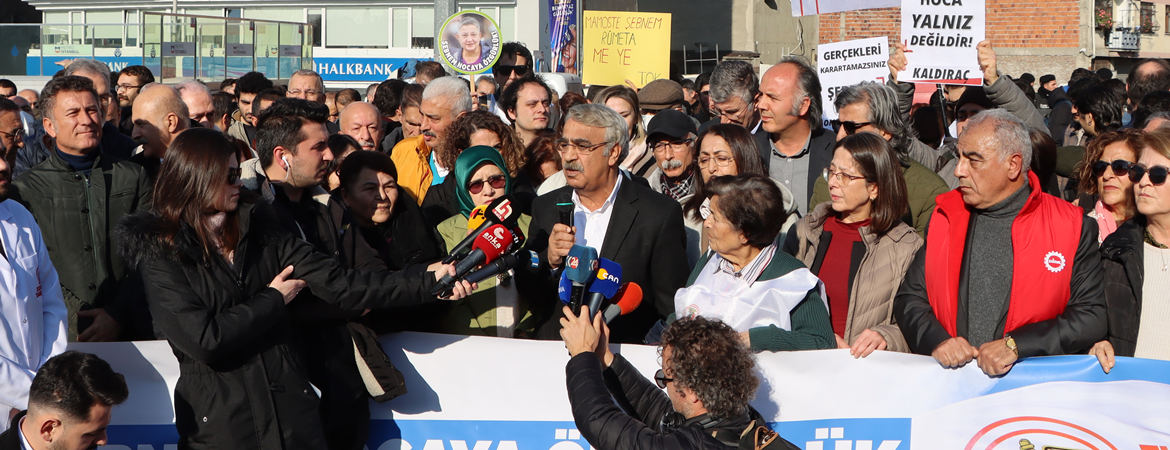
[435,146,535,337]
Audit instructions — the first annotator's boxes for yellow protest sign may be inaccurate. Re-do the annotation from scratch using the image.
[582,11,671,88]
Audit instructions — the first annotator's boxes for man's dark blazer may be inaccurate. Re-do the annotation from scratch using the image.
[527,178,690,344]
[753,126,836,206]
[0,411,25,450]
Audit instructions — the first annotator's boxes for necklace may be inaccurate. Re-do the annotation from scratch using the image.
[1146,228,1169,271]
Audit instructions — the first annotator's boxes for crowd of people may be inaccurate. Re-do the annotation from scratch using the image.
[0,35,1167,449]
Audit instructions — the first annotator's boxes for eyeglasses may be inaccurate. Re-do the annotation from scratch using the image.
[493,65,529,77]
[557,139,608,155]
[288,89,320,97]
[1129,163,1170,185]
[227,167,241,185]
[650,138,694,154]
[116,84,144,92]
[0,127,25,142]
[823,167,867,183]
[654,369,674,389]
[830,120,874,135]
[1093,159,1132,178]
[698,154,733,168]
[468,174,506,194]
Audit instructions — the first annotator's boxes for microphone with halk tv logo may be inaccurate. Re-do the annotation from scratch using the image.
[603,282,643,324]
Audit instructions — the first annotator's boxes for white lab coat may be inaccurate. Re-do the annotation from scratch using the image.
[0,199,66,430]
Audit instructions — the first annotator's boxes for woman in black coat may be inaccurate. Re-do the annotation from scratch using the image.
[1092,128,1170,373]
[115,129,471,450]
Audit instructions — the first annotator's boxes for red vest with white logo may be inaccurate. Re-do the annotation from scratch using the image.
[924,171,1082,337]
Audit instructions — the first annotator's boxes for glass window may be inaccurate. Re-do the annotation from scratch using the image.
[326,8,388,48]
[308,9,322,47]
[392,8,409,48]
[411,6,434,49]
[227,9,242,19]
[499,6,515,43]
[185,9,225,17]
[44,12,68,24]
[244,8,304,23]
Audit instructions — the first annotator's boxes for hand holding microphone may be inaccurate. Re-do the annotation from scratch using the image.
[549,194,576,267]
[431,224,514,296]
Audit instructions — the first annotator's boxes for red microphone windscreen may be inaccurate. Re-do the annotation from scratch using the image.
[614,282,643,315]
[471,224,513,260]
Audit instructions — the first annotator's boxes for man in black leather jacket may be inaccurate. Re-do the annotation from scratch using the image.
[561,309,799,450]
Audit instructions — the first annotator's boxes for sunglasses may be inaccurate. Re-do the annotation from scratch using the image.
[468,174,506,194]
[829,120,873,135]
[227,167,241,185]
[1129,164,1170,185]
[654,369,674,389]
[493,65,528,77]
[1092,159,1132,178]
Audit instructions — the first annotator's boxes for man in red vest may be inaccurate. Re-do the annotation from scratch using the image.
[894,109,1106,376]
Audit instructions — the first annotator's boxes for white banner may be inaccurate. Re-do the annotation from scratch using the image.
[790,0,899,17]
[818,37,890,126]
[899,0,985,85]
[67,333,1170,450]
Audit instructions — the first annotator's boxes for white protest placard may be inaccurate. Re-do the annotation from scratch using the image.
[899,0,984,85]
[161,42,195,57]
[818,37,889,124]
[790,0,899,17]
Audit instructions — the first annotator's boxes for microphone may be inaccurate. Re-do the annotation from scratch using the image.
[431,225,513,295]
[585,258,622,317]
[557,193,574,229]
[466,204,489,230]
[603,282,643,324]
[442,195,520,264]
[563,245,598,311]
[507,226,526,252]
[558,270,572,304]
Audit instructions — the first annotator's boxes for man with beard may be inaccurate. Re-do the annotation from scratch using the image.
[339,102,385,152]
[239,97,396,450]
[227,71,273,148]
[390,77,473,203]
[0,352,128,449]
[0,98,67,429]
[130,84,190,181]
[500,76,552,146]
[115,66,154,137]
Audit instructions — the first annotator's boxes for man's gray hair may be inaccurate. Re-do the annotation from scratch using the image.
[567,103,629,162]
[291,69,324,92]
[710,61,758,106]
[63,59,111,88]
[835,82,917,154]
[423,76,474,115]
[965,108,1032,172]
[176,79,211,97]
[1149,110,1170,129]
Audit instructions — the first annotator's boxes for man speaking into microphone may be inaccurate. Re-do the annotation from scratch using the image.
[529,104,689,343]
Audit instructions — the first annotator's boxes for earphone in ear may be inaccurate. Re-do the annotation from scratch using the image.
[281,155,290,170]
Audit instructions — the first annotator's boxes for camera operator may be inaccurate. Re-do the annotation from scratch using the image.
[561,308,799,450]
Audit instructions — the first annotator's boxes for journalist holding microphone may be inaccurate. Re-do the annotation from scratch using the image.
[529,104,689,344]
[114,128,472,450]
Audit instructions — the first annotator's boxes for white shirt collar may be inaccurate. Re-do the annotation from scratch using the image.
[571,171,623,214]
